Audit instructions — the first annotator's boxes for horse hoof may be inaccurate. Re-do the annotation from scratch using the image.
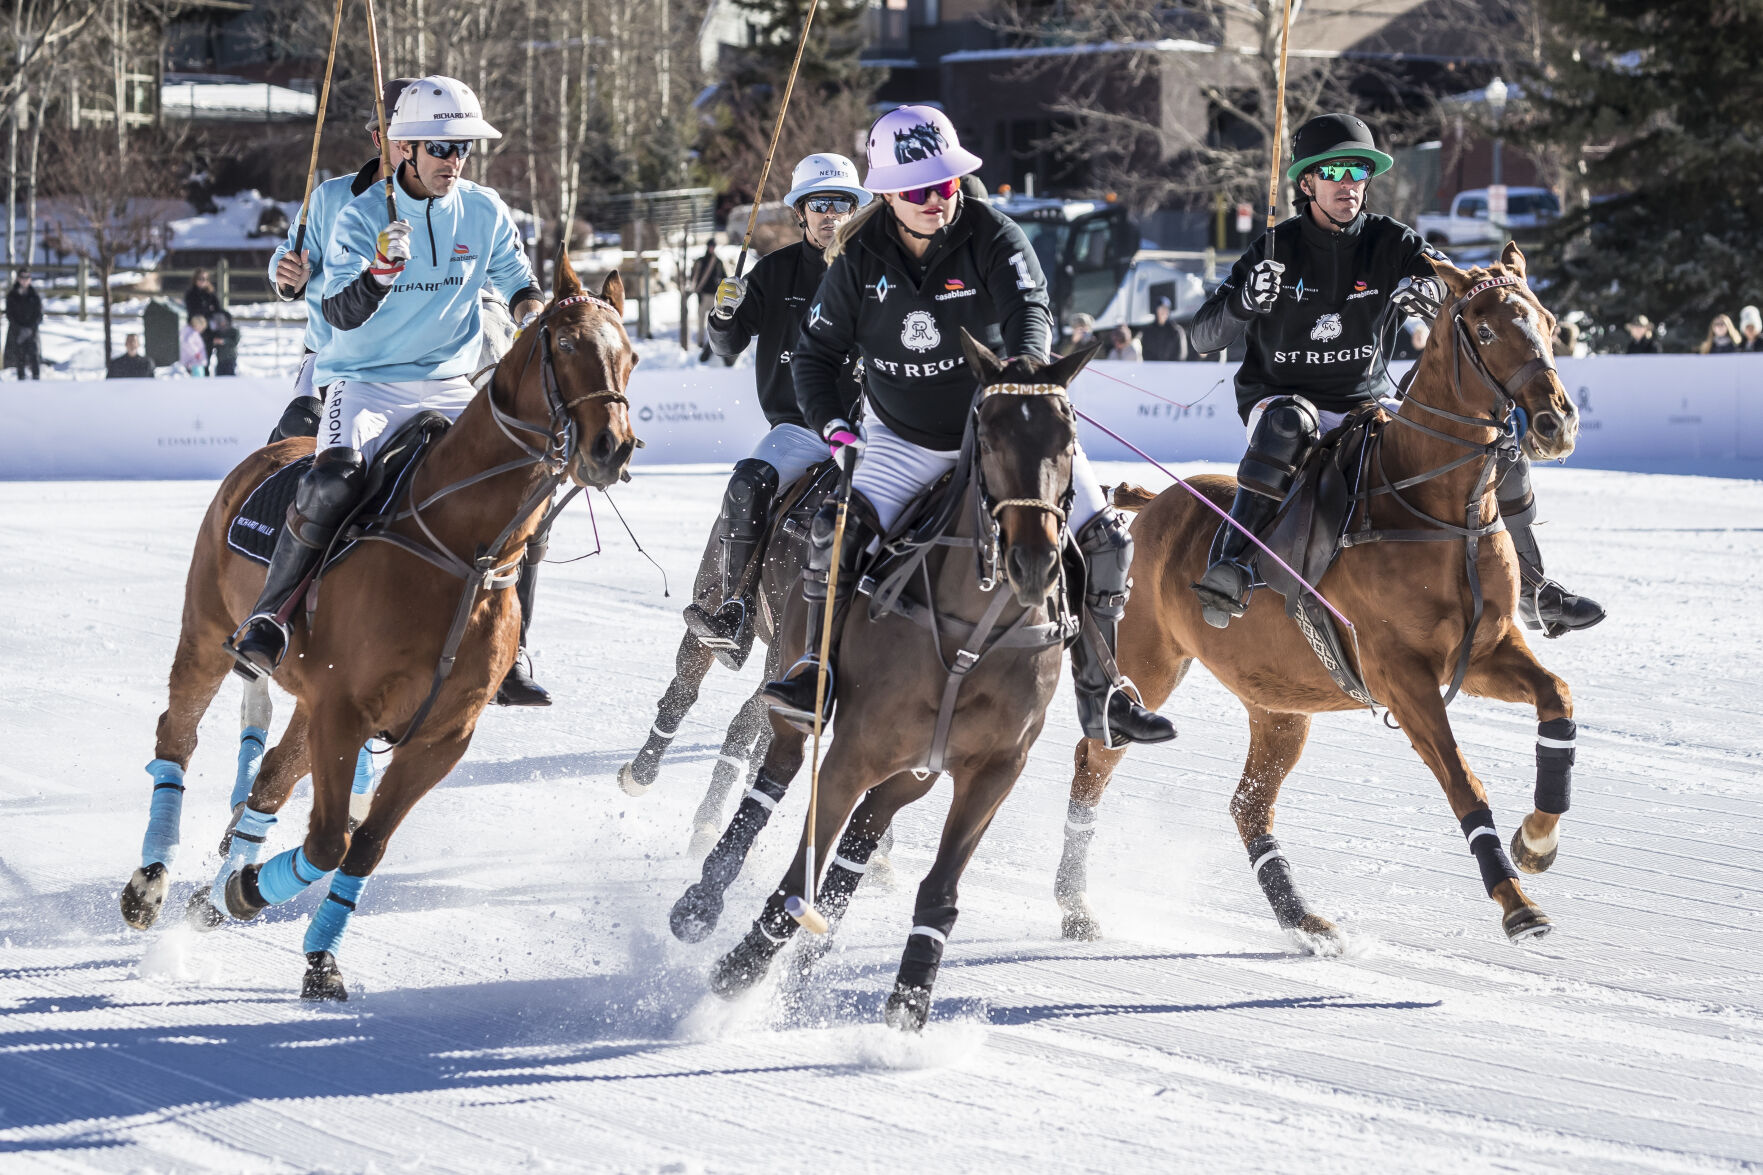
[120,863,169,931]
[1060,907,1102,942]
[224,865,267,922]
[185,889,227,932]
[1510,827,1558,874]
[617,762,652,797]
[301,951,348,1001]
[1503,906,1552,941]
[1290,914,1345,956]
[687,822,722,859]
[669,884,724,944]
[708,935,774,999]
[883,983,931,1033]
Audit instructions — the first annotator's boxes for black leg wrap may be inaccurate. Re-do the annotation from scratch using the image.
[1535,717,1575,815]
[1245,834,1310,929]
[1461,809,1519,896]
[818,828,881,927]
[707,900,795,999]
[895,904,957,994]
[670,770,790,943]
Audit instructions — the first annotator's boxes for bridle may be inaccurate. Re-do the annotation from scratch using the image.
[970,380,1077,592]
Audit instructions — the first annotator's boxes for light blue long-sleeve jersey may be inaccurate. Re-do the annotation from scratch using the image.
[316,175,536,386]
[268,170,364,356]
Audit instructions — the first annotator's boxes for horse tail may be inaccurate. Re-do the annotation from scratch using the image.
[1110,483,1158,513]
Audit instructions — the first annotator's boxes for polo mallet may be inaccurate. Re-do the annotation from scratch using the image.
[1265,0,1298,229]
[362,0,397,225]
[732,0,821,282]
[785,444,856,935]
[280,0,348,300]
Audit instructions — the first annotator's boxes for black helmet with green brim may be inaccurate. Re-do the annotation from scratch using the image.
[1286,113,1395,181]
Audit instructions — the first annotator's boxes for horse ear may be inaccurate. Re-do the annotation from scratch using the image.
[553,247,584,301]
[600,270,625,316]
[958,327,1005,384]
[1424,251,1474,298]
[1043,339,1105,390]
[1500,239,1527,279]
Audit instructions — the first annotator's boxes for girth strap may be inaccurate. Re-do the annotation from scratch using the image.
[923,583,1014,776]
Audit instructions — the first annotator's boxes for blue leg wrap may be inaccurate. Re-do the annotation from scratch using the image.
[303,871,367,955]
[211,807,277,904]
[352,746,376,796]
[232,725,268,810]
[141,759,186,868]
[255,846,330,906]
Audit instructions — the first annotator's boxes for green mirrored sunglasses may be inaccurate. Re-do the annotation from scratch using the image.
[1313,160,1372,183]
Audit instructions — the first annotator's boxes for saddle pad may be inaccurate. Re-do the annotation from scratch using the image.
[227,457,313,565]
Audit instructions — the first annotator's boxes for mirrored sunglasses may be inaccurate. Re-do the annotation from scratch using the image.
[802,195,857,215]
[897,178,960,205]
[1313,160,1371,183]
[422,140,473,161]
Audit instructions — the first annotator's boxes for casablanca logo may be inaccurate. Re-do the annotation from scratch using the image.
[893,121,947,164]
[944,278,965,292]
[901,310,941,352]
[1310,312,1344,342]
[454,243,470,255]
[873,275,890,303]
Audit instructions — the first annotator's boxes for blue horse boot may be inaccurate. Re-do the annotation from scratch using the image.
[227,845,331,922]
[218,724,269,855]
[349,746,376,829]
[121,759,185,930]
[301,871,367,1001]
[190,806,277,931]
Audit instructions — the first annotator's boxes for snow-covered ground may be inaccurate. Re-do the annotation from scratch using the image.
[1,464,1758,1173]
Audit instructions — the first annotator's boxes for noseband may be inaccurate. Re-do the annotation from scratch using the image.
[490,291,631,477]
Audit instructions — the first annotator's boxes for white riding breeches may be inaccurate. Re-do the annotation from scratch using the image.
[322,377,478,463]
[1245,395,1401,440]
[853,414,1109,534]
[747,422,827,486]
[291,350,317,400]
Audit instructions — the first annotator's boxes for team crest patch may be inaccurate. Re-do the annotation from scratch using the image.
[901,310,941,352]
[873,275,890,303]
[1310,312,1343,342]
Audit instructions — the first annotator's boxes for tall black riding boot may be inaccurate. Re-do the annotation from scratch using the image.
[226,448,366,681]
[1498,452,1606,638]
[684,458,778,671]
[1192,396,1321,628]
[1072,510,1177,747]
[761,497,866,734]
[495,557,551,706]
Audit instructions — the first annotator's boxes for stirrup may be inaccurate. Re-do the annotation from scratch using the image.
[762,657,833,734]
[225,614,291,682]
[1192,560,1252,629]
[683,598,749,670]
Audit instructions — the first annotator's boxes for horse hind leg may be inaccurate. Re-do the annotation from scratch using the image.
[121,615,233,930]
[1232,706,1342,953]
[188,703,311,932]
[689,685,772,857]
[620,630,716,796]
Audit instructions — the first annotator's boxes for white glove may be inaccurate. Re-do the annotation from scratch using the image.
[1390,274,1447,321]
[711,276,747,316]
[369,220,412,286]
[1238,259,1285,315]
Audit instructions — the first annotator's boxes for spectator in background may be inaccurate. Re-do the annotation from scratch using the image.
[689,239,726,363]
[185,268,223,323]
[206,309,240,376]
[1392,318,1429,361]
[1107,322,1142,362]
[1624,315,1662,354]
[1700,313,1739,354]
[5,271,43,380]
[1140,297,1189,362]
[1740,306,1762,352]
[107,333,154,378]
[180,313,210,376]
[1068,312,1096,351]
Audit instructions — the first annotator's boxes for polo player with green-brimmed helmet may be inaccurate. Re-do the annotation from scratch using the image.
[1188,112,1604,639]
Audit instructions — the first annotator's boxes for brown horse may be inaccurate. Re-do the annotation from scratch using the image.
[1057,242,1580,949]
[119,257,638,998]
[706,334,1094,1031]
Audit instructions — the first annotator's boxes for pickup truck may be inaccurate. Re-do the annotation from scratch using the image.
[1416,187,1560,248]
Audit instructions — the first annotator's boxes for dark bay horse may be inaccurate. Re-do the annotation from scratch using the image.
[707,333,1095,1031]
[1056,242,1581,950]
[120,258,638,998]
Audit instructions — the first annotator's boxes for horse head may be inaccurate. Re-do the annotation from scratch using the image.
[958,329,1099,608]
[1425,242,1577,461]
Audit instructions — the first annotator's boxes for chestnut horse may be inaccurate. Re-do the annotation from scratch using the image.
[120,257,638,998]
[1057,243,1581,949]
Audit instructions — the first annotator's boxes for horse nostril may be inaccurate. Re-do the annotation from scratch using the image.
[591,427,616,466]
[1533,413,1560,440]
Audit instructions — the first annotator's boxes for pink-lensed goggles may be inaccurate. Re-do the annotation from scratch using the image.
[896,178,960,205]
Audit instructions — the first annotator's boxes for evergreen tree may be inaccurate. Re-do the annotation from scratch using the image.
[1518,0,1763,348]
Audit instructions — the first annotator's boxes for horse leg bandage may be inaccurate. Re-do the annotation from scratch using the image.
[140,759,186,868]
[352,747,377,797]
[211,806,277,906]
[232,725,267,811]
[897,904,958,994]
[303,871,367,955]
[699,769,791,894]
[1056,800,1098,904]
[1535,718,1575,815]
[1245,834,1311,929]
[255,846,331,906]
[818,828,882,928]
[1460,809,1519,895]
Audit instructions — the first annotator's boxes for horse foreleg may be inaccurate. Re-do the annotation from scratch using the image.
[188,704,313,932]
[689,686,774,857]
[232,675,273,812]
[884,751,1024,1033]
[1379,659,1550,941]
[670,713,806,943]
[620,629,716,796]
[1464,632,1575,875]
[1231,706,1336,951]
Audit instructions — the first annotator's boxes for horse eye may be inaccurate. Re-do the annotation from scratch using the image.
[1477,323,1496,344]
[556,335,576,354]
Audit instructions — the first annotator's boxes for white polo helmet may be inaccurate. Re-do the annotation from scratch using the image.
[782,153,871,209]
[387,75,501,141]
[862,104,981,194]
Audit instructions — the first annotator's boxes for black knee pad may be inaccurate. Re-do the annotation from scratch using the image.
[268,395,323,444]
[724,458,780,541]
[1075,510,1133,615]
[288,448,367,547]
[1497,450,1537,523]
[1240,395,1321,500]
